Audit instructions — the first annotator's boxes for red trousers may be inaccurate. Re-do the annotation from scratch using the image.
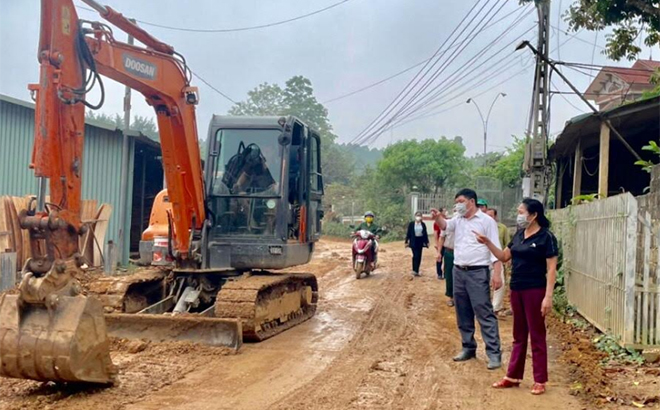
[506,287,548,383]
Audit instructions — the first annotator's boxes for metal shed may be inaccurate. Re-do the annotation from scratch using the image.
[0,93,163,264]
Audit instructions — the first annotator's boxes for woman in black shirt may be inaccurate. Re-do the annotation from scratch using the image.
[405,211,429,277]
[474,198,558,395]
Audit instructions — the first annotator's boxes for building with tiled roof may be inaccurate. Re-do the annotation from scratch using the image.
[584,59,660,110]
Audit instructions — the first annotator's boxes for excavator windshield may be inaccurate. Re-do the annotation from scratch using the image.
[211,129,283,197]
[209,128,283,237]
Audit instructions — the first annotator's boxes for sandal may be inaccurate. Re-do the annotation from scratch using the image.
[446,299,454,307]
[492,377,520,389]
[531,383,546,395]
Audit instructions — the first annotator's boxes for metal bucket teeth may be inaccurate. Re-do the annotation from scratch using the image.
[0,294,116,384]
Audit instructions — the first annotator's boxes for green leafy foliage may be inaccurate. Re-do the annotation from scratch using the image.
[474,136,526,188]
[635,140,660,172]
[521,0,660,61]
[593,334,645,365]
[640,68,660,100]
[322,221,353,238]
[228,75,357,184]
[85,112,159,140]
[377,138,468,193]
[571,193,600,205]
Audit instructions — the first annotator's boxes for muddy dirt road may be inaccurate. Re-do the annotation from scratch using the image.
[0,239,583,410]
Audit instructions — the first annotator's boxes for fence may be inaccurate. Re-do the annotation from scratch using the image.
[550,193,660,348]
[410,177,523,226]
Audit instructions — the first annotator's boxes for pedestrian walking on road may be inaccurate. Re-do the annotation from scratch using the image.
[475,198,558,395]
[486,208,511,317]
[405,211,429,277]
[432,189,503,370]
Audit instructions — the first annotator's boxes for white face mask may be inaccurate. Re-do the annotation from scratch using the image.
[517,214,531,228]
[415,216,422,222]
[454,203,467,217]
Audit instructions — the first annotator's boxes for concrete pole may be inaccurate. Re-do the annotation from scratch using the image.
[115,24,135,270]
[351,201,355,224]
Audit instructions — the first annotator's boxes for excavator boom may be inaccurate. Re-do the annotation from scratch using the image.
[0,0,214,384]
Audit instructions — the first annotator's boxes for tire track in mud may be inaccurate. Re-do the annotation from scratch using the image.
[267,248,413,410]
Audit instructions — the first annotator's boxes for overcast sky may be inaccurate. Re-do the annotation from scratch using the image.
[0,0,655,156]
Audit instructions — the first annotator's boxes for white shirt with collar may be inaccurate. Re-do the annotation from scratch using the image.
[444,210,501,266]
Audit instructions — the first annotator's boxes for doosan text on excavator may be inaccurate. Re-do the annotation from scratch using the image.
[0,0,324,384]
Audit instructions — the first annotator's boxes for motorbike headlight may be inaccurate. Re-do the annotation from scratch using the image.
[360,230,370,239]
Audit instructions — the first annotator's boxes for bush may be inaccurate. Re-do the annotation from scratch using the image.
[322,221,352,238]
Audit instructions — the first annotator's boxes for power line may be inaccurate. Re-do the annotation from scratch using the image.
[348,0,492,144]
[551,25,606,50]
[353,0,509,145]
[76,0,355,33]
[192,72,237,104]
[560,61,658,73]
[394,63,534,129]
[394,58,533,129]
[388,24,585,134]
[322,4,531,104]
[357,5,532,144]
[551,79,584,112]
[369,1,515,139]
[382,9,531,131]
[391,22,535,125]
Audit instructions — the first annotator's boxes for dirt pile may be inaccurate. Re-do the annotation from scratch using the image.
[0,338,233,410]
[550,316,660,408]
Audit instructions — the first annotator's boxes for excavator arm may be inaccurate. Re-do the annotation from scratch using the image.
[29,0,205,265]
[0,0,208,384]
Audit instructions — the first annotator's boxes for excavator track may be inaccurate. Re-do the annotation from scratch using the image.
[86,269,167,313]
[214,273,318,342]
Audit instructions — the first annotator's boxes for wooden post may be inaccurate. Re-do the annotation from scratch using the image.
[572,140,583,201]
[623,193,638,346]
[599,122,610,198]
[556,159,564,208]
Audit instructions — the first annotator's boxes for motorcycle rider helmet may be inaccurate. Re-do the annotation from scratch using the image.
[364,211,375,224]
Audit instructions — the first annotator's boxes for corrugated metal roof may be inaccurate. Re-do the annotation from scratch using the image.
[552,96,660,158]
[0,94,152,265]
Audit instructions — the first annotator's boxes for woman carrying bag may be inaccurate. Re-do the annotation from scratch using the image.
[405,211,429,277]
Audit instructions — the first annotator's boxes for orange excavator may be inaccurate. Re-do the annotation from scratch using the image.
[0,0,323,384]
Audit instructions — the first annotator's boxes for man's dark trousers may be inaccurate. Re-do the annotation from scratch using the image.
[453,265,501,359]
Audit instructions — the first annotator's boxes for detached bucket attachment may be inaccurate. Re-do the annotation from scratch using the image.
[0,294,116,384]
[105,314,242,350]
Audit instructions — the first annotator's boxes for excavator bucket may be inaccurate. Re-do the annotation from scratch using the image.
[104,314,242,350]
[0,293,116,384]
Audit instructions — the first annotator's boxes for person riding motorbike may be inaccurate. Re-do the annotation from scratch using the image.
[353,211,382,268]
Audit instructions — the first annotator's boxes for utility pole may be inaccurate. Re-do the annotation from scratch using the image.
[116,22,135,270]
[521,0,551,203]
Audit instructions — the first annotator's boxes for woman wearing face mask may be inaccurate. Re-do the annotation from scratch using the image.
[405,211,429,277]
[474,198,558,395]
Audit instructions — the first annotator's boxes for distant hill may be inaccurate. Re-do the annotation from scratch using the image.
[341,144,383,173]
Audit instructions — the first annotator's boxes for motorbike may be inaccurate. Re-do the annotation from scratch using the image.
[351,230,378,279]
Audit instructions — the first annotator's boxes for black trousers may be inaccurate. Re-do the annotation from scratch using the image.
[411,245,424,273]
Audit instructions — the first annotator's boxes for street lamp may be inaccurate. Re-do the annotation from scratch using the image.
[466,92,507,154]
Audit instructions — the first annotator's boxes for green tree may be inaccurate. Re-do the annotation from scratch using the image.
[475,136,526,188]
[377,138,468,193]
[521,0,660,61]
[228,83,286,116]
[229,75,354,184]
[85,112,159,140]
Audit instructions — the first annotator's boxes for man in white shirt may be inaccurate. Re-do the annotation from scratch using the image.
[432,188,503,370]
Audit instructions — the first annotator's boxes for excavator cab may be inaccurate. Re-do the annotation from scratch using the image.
[203,115,324,270]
